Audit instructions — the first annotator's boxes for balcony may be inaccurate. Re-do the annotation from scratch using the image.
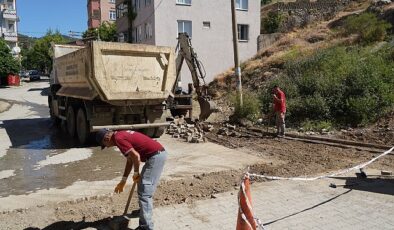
[2,31,17,42]
[2,9,17,20]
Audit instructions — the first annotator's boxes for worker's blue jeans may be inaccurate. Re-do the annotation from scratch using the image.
[138,150,167,230]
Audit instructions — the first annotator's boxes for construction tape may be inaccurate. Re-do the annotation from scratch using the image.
[248,147,394,181]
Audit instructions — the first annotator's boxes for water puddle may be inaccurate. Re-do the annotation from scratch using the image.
[35,148,93,169]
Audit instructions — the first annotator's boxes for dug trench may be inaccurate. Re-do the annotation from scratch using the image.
[1,136,393,230]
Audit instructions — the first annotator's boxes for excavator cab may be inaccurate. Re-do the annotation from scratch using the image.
[170,33,216,121]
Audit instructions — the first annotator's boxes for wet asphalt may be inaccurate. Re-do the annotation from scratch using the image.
[0,81,125,198]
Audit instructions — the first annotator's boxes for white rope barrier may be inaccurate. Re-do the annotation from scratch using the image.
[248,147,394,181]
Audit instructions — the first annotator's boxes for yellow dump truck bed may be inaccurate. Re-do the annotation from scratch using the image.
[53,41,176,105]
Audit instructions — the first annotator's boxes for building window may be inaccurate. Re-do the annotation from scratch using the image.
[109,0,115,3]
[237,24,249,41]
[116,3,128,18]
[134,0,141,10]
[137,25,142,42]
[109,10,116,21]
[236,0,248,10]
[145,23,153,39]
[203,21,211,29]
[176,0,191,6]
[177,20,192,37]
[8,23,15,33]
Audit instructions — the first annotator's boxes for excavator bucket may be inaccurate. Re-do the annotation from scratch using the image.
[198,97,217,121]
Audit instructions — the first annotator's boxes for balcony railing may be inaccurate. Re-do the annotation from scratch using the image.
[2,9,17,20]
[2,31,17,42]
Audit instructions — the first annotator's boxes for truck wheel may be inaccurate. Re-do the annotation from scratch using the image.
[153,127,165,138]
[48,96,60,126]
[76,108,89,145]
[143,128,155,138]
[66,106,76,137]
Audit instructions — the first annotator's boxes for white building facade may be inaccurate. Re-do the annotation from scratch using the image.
[116,0,260,83]
[0,0,18,51]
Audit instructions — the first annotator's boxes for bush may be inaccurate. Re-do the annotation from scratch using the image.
[262,11,283,34]
[260,44,394,127]
[342,12,392,44]
[230,91,261,122]
[301,120,333,132]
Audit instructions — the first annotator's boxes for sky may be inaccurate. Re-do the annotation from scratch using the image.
[17,0,87,38]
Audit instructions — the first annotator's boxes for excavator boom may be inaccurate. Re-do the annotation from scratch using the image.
[173,33,216,121]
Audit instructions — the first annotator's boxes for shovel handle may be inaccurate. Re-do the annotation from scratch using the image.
[123,181,138,215]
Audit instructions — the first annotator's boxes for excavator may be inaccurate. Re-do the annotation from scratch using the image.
[170,33,216,121]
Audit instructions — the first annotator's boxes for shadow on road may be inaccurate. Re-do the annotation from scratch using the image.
[264,189,352,226]
[330,176,394,196]
[0,118,97,149]
[23,211,141,230]
[27,87,50,96]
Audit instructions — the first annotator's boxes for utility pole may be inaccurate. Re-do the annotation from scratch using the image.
[231,0,243,107]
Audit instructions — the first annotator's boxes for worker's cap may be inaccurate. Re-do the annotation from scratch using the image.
[96,128,109,150]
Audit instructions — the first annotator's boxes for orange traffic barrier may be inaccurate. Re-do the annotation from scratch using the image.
[236,174,257,230]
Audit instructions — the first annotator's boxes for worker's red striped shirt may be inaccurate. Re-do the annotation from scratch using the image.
[113,131,163,162]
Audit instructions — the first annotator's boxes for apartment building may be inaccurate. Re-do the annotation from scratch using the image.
[116,0,260,83]
[87,0,117,28]
[0,0,18,49]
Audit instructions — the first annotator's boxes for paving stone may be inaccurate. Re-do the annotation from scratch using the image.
[151,176,394,230]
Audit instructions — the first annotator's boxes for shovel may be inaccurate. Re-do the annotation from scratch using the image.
[124,181,138,215]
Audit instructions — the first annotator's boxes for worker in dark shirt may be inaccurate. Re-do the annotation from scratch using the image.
[97,129,167,230]
[272,85,286,137]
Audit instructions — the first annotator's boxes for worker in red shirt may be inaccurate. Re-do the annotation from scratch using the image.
[272,85,286,137]
[96,129,167,230]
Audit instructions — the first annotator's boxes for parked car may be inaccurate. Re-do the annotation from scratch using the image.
[19,71,28,79]
[27,70,41,81]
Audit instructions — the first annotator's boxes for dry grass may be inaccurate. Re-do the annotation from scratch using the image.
[212,2,371,87]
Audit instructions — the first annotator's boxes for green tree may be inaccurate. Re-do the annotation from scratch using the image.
[21,30,68,73]
[82,22,117,42]
[262,11,282,33]
[0,39,20,79]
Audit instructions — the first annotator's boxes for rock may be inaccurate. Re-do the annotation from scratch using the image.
[211,194,218,199]
[239,118,253,127]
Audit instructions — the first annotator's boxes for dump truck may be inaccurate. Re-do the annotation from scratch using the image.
[49,41,176,144]
[49,37,216,144]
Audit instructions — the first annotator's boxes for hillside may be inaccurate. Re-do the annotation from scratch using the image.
[207,0,394,144]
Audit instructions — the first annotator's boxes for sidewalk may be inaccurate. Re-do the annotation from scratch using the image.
[130,170,394,230]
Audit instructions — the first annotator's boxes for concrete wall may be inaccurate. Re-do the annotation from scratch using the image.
[152,0,260,84]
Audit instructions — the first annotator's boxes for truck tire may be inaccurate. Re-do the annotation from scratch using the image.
[76,108,89,145]
[153,127,165,138]
[48,96,60,126]
[66,106,76,137]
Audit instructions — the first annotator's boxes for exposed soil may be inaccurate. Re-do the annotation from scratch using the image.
[1,126,393,229]
[334,111,394,146]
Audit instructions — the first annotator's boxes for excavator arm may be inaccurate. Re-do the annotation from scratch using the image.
[172,33,216,121]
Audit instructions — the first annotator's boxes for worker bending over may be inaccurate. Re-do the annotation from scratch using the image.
[97,129,167,230]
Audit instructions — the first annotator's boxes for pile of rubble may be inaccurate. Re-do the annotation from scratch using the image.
[166,116,214,143]
[217,124,242,138]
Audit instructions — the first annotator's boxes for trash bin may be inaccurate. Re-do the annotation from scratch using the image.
[7,74,20,86]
